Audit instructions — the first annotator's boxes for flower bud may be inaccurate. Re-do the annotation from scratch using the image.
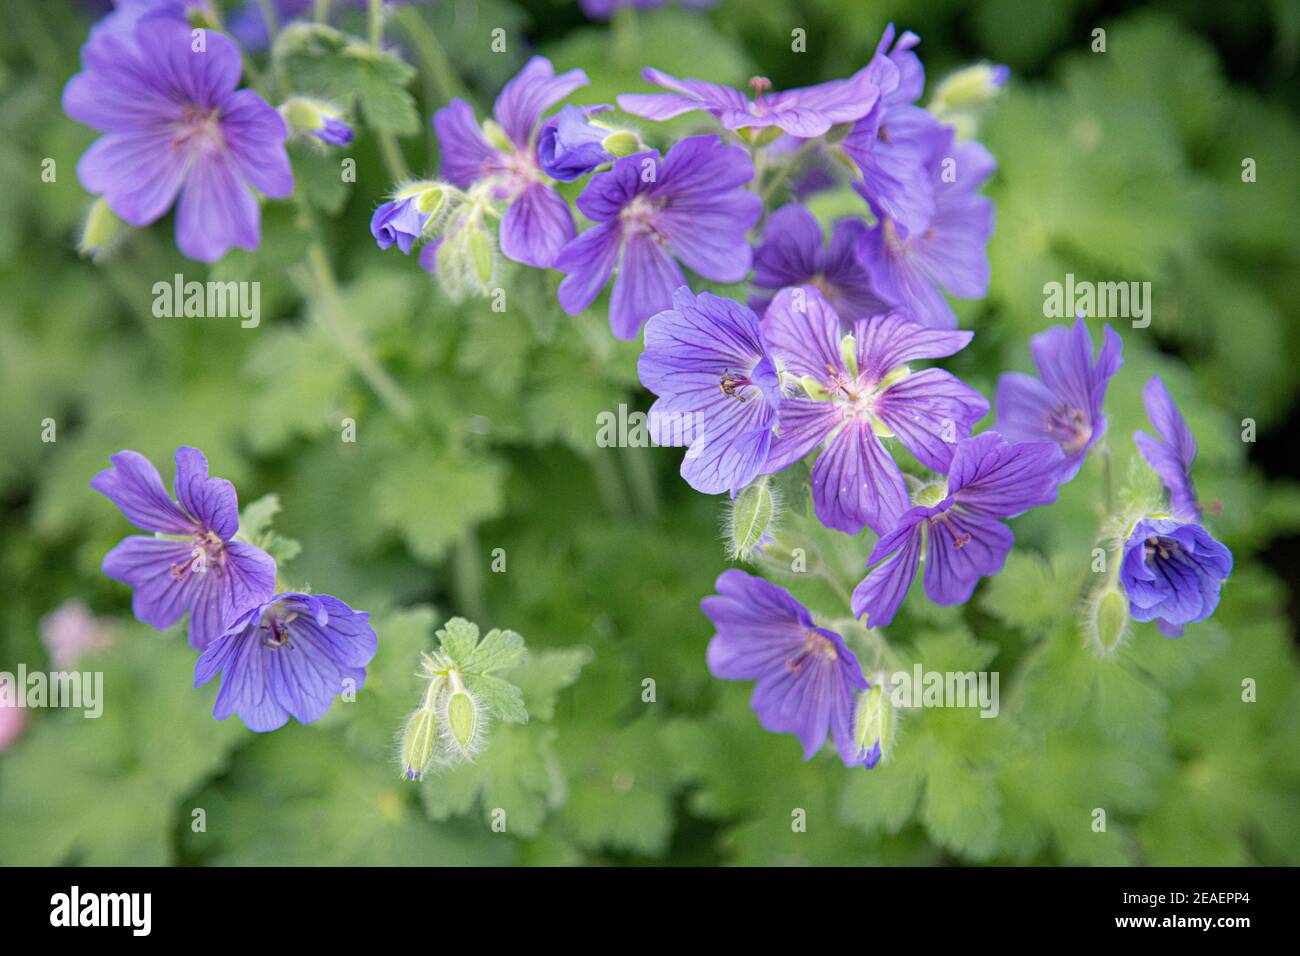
[78,198,125,259]
[852,684,895,768]
[1085,585,1130,655]
[600,130,641,158]
[281,97,353,146]
[399,703,439,780]
[931,63,1009,112]
[727,477,778,562]
[447,691,477,751]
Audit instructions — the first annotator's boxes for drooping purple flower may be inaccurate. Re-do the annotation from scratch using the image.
[92,447,276,650]
[433,56,588,268]
[851,432,1063,626]
[760,286,987,535]
[370,196,428,254]
[537,104,614,182]
[194,592,377,732]
[841,25,947,238]
[856,129,996,329]
[62,16,293,262]
[702,569,872,767]
[1119,517,1232,638]
[617,67,881,139]
[1134,375,1201,522]
[637,287,781,495]
[555,135,761,339]
[750,204,890,321]
[995,317,1123,483]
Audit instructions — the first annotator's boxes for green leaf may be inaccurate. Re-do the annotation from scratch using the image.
[277,24,420,134]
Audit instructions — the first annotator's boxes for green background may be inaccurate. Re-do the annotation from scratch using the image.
[1,0,1298,865]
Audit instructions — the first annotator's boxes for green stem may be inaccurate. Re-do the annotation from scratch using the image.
[315,0,332,22]
[301,241,417,422]
[611,7,638,67]
[1100,441,1115,515]
[621,445,661,522]
[376,130,411,182]
[588,451,630,519]
[397,6,468,103]
[453,527,486,623]
[368,0,385,49]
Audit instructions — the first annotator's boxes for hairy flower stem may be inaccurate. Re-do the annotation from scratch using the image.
[301,240,417,422]
[397,6,469,104]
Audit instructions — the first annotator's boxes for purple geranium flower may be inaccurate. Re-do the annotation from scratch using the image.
[62,16,293,262]
[1119,517,1232,637]
[995,317,1123,483]
[856,130,996,329]
[760,286,987,535]
[1134,375,1201,521]
[537,104,614,182]
[841,24,947,238]
[370,196,428,254]
[851,432,1063,626]
[750,204,890,321]
[617,66,881,139]
[555,135,761,339]
[637,287,781,495]
[433,56,588,268]
[195,592,378,731]
[92,447,276,649]
[703,569,873,767]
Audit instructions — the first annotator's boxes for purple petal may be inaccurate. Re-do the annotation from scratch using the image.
[76,130,187,227]
[1134,375,1199,521]
[854,309,974,384]
[174,154,260,262]
[811,418,909,535]
[874,367,988,472]
[752,204,824,291]
[433,99,499,188]
[922,507,1015,605]
[555,221,622,315]
[851,513,925,626]
[761,284,846,381]
[763,397,840,473]
[947,432,1063,517]
[609,234,686,340]
[172,446,238,540]
[500,182,575,268]
[492,56,589,148]
[91,450,195,534]
[102,535,199,630]
[219,89,293,199]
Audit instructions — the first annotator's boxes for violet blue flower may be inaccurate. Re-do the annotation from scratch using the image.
[841,25,947,238]
[537,105,614,181]
[851,432,1063,626]
[195,592,378,732]
[433,56,588,268]
[1119,517,1232,637]
[760,286,987,535]
[370,196,428,254]
[856,129,995,329]
[617,67,881,139]
[62,16,293,262]
[703,569,872,767]
[995,317,1123,483]
[555,135,761,339]
[1134,375,1201,521]
[637,287,781,495]
[750,204,889,321]
[92,447,276,650]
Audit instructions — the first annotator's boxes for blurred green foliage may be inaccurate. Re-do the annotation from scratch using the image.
[1,0,1298,866]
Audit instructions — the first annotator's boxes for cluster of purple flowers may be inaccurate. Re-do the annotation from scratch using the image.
[92,447,377,731]
[370,22,999,344]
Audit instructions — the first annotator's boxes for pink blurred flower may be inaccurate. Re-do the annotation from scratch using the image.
[40,600,115,669]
